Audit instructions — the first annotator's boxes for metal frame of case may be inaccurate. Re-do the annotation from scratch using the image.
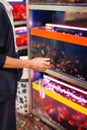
[26,1,87,129]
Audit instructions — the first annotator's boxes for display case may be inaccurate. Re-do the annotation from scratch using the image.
[7,0,27,52]
[15,26,27,46]
[7,0,26,21]
[30,24,87,88]
[32,74,87,130]
[26,0,87,129]
[30,24,87,130]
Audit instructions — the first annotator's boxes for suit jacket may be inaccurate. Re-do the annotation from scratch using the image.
[0,3,20,101]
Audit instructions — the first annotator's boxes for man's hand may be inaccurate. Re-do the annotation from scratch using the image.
[29,57,51,72]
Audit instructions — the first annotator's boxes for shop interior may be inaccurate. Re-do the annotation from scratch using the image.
[7,0,87,130]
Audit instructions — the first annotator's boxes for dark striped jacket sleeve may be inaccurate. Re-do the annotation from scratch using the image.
[0,3,7,67]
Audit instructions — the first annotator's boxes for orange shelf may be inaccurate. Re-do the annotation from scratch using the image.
[31,28,87,47]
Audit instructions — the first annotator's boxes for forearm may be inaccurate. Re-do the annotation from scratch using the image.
[3,56,30,69]
[3,56,51,72]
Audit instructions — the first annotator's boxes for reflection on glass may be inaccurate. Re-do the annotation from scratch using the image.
[30,35,87,82]
[32,76,87,130]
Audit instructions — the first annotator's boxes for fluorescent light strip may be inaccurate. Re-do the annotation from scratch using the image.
[15,26,27,31]
[46,23,87,31]
[43,75,87,95]
[7,0,23,2]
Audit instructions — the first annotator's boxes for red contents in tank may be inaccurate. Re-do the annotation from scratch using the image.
[12,4,26,20]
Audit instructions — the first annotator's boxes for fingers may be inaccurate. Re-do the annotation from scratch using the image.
[31,57,51,72]
[43,61,50,67]
[35,57,50,61]
[41,58,51,67]
[41,58,50,61]
[41,60,51,71]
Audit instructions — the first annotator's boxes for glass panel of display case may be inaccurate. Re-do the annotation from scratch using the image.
[32,75,87,130]
[30,32,87,82]
[15,26,27,46]
[32,76,87,130]
[31,10,61,27]
[8,0,26,21]
[31,10,87,28]
[12,3,26,20]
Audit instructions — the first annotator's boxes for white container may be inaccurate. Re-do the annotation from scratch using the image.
[20,56,29,79]
[16,80,30,114]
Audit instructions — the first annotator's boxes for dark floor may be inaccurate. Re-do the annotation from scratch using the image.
[16,112,54,130]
